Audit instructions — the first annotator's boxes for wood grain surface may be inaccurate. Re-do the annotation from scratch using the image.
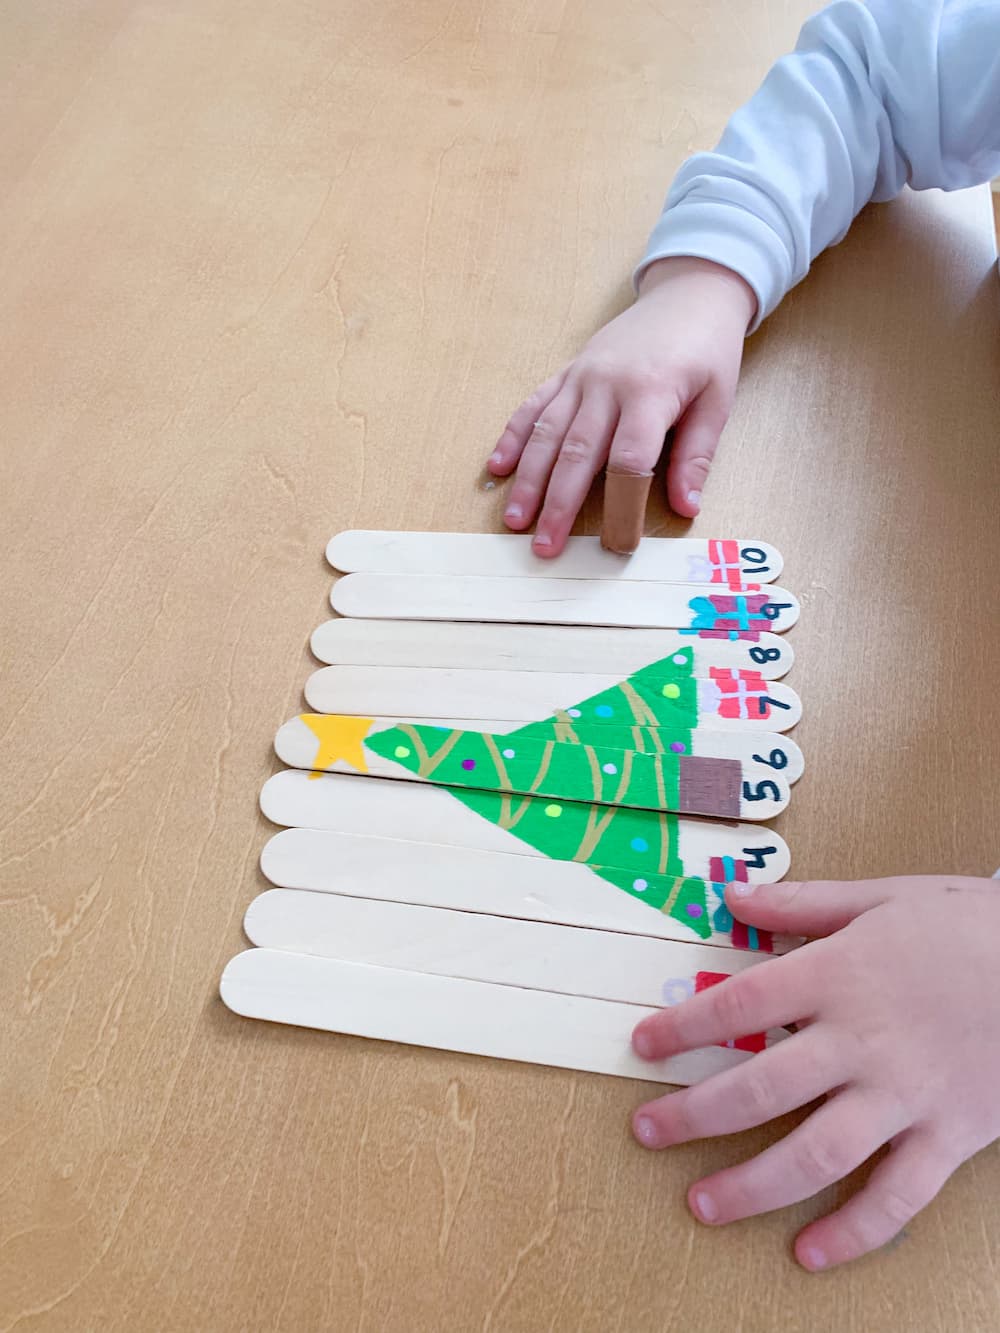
[3,2,1000,1329]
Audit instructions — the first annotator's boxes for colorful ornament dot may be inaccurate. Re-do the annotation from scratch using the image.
[672,653,687,665]
[670,741,686,754]
[594,704,614,718]
[633,878,648,892]
[502,748,516,759]
[630,837,649,853]
[566,708,581,718]
[602,762,617,775]
[393,745,411,759]
[461,758,477,771]
[661,683,681,699]
[686,903,704,918]
[544,804,563,818]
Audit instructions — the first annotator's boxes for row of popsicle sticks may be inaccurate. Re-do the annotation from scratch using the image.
[258,795,792,947]
[265,532,800,913]
[326,530,799,629]
[226,791,793,1083]
[275,715,802,818]
[221,533,801,1087]
[275,645,802,819]
[286,533,802,820]
[221,895,786,1087]
[275,720,800,821]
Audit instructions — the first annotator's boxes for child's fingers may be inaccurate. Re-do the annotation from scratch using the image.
[632,948,815,1060]
[605,396,673,479]
[501,386,581,531]
[532,388,618,556]
[664,388,730,517]
[724,878,898,937]
[794,1129,956,1271]
[489,369,568,477]
[631,1028,843,1149]
[598,397,673,555]
[687,1089,909,1226]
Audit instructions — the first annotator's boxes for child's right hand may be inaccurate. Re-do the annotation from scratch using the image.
[487,257,757,557]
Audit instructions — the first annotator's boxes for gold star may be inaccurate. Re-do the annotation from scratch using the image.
[300,714,375,776]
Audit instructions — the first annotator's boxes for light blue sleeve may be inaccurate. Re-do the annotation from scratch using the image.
[636,0,1000,328]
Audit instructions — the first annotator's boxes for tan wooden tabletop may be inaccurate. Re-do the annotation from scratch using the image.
[3,3,1000,1329]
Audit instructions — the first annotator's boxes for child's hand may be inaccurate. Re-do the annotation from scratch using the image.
[630,875,1000,1270]
[487,258,756,556]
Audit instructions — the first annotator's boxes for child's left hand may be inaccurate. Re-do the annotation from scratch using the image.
[631,875,1000,1271]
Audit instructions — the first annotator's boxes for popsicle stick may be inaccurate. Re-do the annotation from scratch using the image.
[327,531,783,584]
[331,574,799,632]
[259,772,792,882]
[275,715,805,783]
[259,827,794,951]
[310,620,795,679]
[271,715,792,818]
[220,948,762,1086]
[244,890,787,1011]
[304,666,802,732]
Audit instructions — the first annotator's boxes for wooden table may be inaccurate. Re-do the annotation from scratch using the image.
[3,3,1000,1328]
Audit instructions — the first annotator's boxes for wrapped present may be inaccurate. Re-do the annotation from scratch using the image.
[696,970,767,1053]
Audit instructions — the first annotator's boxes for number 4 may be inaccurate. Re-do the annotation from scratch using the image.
[742,845,779,869]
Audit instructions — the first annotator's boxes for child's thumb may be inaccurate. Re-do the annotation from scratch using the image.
[725,879,893,937]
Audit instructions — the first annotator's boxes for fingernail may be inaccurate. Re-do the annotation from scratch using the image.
[488,451,503,465]
[692,1191,718,1223]
[534,530,552,548]
[729,881,755,898]
[686,489,701,508]
[800,1245,827,1272]
[632,1030,655,1059]
[505,503,523,521]
[633,1115,659,1147]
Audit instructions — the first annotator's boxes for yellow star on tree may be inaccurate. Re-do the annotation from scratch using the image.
[300,714,375,776]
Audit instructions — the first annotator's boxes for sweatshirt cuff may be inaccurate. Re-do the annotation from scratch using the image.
[633,199,793,333]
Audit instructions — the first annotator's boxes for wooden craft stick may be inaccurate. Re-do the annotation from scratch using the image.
[600,467,654,554]
[331,574,800,632]
[310,619,795,679]
[243,891,786,1010]
[260,771,792,885]
[259,827,795,951]
[271,715,795,819]
[220,948,766,1086]
[303,665,802,732]
[275,715,805,784]
[326,531,784,583]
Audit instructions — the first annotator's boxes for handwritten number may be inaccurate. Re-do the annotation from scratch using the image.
[757,694,791,713]
[740,546,769,567]
[742,779,781,802]
[749,645,782,665]
[742,845,778,869]
[751,748,788,770]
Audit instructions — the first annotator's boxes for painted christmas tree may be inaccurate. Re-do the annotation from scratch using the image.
[298,646,777,948]
[360,647,715,940]
[363,645,743,818]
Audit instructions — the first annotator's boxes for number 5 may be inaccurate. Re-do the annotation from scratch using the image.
[742,779,781,803]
